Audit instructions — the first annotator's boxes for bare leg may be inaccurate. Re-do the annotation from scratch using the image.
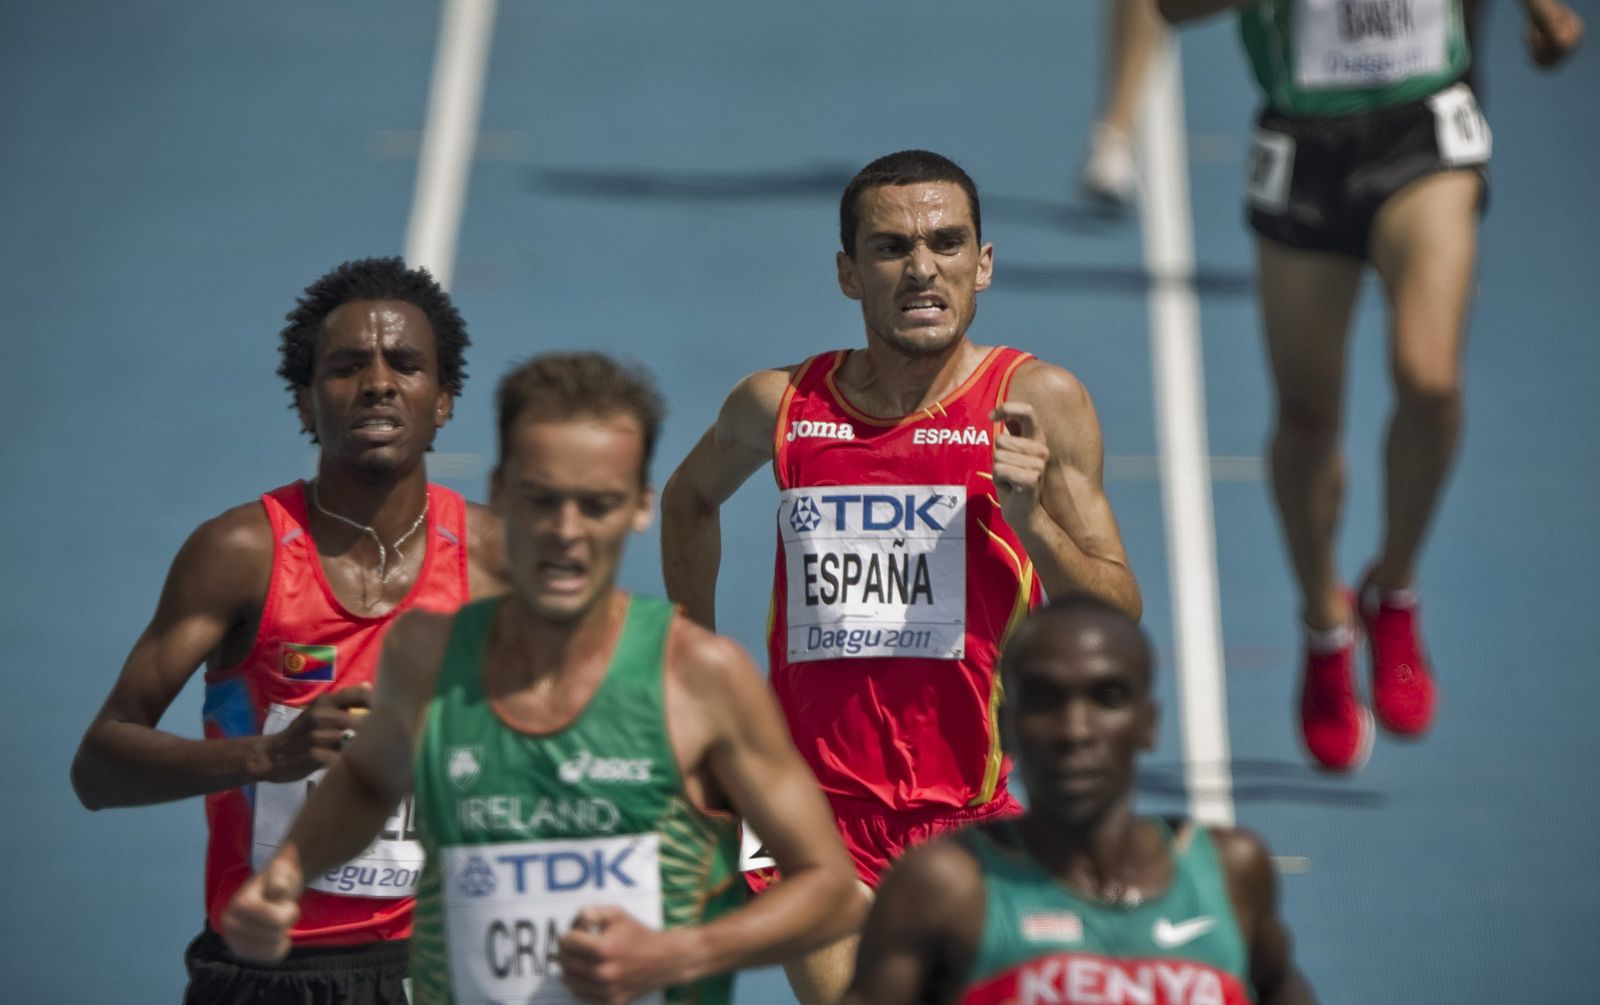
[1256,239,1366,630]
[783,933,859,1005]
[1101,0,1167,138]
[1366,171,1481,591]
[1080,0,1167,206]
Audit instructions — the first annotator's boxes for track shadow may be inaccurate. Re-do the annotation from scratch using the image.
[526,163,1124,235]
[1137,757,1387,808]
[999,262,1255,297]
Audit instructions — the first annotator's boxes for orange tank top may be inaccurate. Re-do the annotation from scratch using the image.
[201,481,469,945]
[768,347,1043,812]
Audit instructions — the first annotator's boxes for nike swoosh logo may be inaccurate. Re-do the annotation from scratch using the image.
[1152,916,1217,947]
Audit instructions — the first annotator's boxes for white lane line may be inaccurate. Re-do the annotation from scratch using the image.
[1136,38,1236,828]
[404,0,499,290]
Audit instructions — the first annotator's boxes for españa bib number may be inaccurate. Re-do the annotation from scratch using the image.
[441,834,664,1005]
[251,703,424,897]
[780,484,967,662]
[1294,0,1448,89]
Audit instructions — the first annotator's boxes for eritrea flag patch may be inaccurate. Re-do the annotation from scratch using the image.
[279,642,336,682]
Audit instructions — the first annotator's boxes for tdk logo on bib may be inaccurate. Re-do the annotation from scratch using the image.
[780,484,968,663]
[496,844,642,893]
[790,497,824,534]
[457,855,498,897]
[794,491,957,532]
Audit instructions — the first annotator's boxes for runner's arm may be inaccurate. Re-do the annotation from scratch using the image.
[1156,0,1253,22]
[659,369,789,629]
[842,840,986,1005]
[999,362,1141,619]
[272,610,446,880]
[558,631,865,1000]
[70,507,293,808]
[464,501,513,600]
[1522,0,1584,67]
[221,610,449,961]
[1214,827,1318,1005]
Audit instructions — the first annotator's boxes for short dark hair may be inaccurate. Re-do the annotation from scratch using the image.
[839,150,982,256]
[278,257,469,438]
[1001,593,1154,691]
[495,352,667,484]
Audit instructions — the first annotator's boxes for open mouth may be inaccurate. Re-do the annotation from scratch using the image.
[899,294,948,320]
[351,415,404,442]
[537,559,588,592]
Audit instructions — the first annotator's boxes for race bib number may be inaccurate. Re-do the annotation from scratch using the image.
[1246,129,1296,214]
[251,703,424,898]
[1294,0,1448,90]
[779,485,967,662]
[441,834,664,1005]
[1427,83,1491,166]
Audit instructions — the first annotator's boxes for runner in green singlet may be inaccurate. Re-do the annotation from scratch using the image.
[1158,0,1583,773]
[843,595,1317,1004]
[221,353,866,1004]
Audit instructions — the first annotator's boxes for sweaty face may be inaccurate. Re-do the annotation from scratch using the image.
[1002,612,1155,826]
[297,300,451,476]
[837,181,993,358]
[493,416,653,624]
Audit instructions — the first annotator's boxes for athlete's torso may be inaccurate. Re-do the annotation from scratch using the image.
[202,481,471,945]
[959,820,1253,1005]
[410,595,742,1005]
[768,346,1044,812]
[1241,0,1469,115]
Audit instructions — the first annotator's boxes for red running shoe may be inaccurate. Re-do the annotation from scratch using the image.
[1298,629,1374,773]
[1359,583,1437,736]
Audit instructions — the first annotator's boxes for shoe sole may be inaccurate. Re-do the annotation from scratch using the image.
[1301,706,1374,774]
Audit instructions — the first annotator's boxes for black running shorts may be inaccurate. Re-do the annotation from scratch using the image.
[183,927,410,1005]
[1245,83,1491,260]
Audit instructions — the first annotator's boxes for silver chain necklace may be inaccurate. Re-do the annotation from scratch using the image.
[309,481,429,586]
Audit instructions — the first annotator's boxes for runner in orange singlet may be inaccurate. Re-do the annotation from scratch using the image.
[71,258,509,1004]
[661,150,1142,1005]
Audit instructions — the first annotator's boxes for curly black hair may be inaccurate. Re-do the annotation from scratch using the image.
[277,257,469,437]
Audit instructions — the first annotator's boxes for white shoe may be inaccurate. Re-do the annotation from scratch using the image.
[1079,125,1137,212]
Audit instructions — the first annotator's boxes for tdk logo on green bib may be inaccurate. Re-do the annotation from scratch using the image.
[780,484,968,663]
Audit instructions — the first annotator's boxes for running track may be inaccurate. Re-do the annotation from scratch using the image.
[4,2,1597,1000]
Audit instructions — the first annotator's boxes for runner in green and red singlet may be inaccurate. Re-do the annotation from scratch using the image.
[221,353,864,1005]
[844,595,1317,1005]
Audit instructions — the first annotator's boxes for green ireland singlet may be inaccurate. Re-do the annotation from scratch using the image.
[1240,0,1469,115]
[410,596,742,1005]
[958,820,1253,1005]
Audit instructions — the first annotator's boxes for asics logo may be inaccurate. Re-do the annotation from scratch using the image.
[557,750,652,785]
[1151,916,1217,948]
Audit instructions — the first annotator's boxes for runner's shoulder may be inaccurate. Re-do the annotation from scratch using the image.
[725,364,803,418]
[463,501,511,594]
[1204,824,1278,927]
[665,613,763,697]
[1007,357,1092,413]
[877,833,986,921]
[172,500,275,593]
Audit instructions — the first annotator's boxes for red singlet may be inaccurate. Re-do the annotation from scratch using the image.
[201,481,470,945]
[768,347,1043,813]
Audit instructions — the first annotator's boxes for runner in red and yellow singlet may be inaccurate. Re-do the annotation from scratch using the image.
[72,259,509,1005]
[661,151,1141,1005]
[201,479,470,947]
[769,346,1040,819]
